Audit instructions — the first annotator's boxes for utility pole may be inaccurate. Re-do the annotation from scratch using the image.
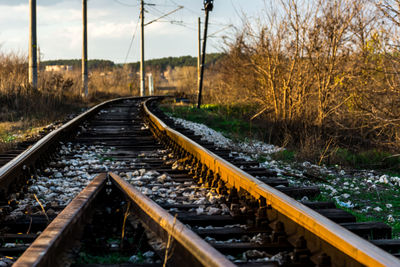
[82,0,88,97]
[140,0,146,96]
[37,46,41,74]
[137,1,179,96]
[197,0,214,108]
[197,17,201,91]
[29,0,37,88]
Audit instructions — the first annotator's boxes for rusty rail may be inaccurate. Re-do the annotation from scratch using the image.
[143,98,400,267]
[15,172,233,267]
[109,172,234,267]
[13,173,108,267]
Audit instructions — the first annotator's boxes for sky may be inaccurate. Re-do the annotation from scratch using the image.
[0,0,266,63]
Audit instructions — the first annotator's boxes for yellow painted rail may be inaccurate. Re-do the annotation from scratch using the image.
[144,99,400,267]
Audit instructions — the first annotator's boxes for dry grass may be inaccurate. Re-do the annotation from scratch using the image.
[0,120,52,153]
[173,0,400,157]
[153,0,400,163]
[0,51,140,153]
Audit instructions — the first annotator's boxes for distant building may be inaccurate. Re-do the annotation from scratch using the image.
[45,65,73,72]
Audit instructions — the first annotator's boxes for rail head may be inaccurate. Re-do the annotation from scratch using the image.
[13,173,108,267]
[109,172,234,267]
[143,98,400,267]
[15,171,232,267]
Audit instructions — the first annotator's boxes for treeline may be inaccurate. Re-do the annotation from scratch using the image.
[41,53,224,72]
[127,53,224,71]
[41,59,115,70]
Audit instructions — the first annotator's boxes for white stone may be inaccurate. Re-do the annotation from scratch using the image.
[373,207,383,212]
[388,215,395,223]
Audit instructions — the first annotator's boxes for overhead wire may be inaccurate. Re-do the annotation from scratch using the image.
[146,5,165,17]
[123,14,141,64]
[120,0,228,61]
[123,1,189,63]
[168,0,200,16]
[158,1,234,37]
[145,3,194,30]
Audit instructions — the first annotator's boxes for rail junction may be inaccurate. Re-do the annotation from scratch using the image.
[0,97,398,266]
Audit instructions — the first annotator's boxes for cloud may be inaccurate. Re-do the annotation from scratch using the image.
[89,21,135,39]
[0,4,28,25]
[0,0,260,61]
[0,0,64,6]
[38,6,81,24]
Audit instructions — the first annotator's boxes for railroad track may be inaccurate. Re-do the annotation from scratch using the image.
[0,97,398,266]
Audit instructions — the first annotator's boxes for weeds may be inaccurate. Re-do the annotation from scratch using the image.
[271,150,295,162]
[334,149,400,171]
[0,133,16,143]
[121,202,131,248]
[163,214,177,267]
[33,194,49,223]
[0,51,139,153]
[161,104,257,142]
[76,252,131,264]
[97,155,115,163]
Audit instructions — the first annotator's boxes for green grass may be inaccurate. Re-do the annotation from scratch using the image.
[75,252,132,264]
[97,155,115,163]
[332,148,400,175]
[161,104,260,142]
[75,238,144,264]
[271,150,295,162]
[335,148,399,168]
[0,122,47,153]
[316,176,400,238]
[0,133,16,143]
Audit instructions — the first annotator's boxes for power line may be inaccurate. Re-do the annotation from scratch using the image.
[169,21,197,31]
[209,22,233,27]
[146,6,165,18]
[208,24,234,37]
[124,15,141,64]
[168,0,199,16]
[144,1,206,32]
[145,5,183,26]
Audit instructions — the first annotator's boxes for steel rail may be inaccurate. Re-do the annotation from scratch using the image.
[14,172,233,267]
[0,96,151,197]
[13,173,108,267]
[109,172,234,267]
[143,98,400,267]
